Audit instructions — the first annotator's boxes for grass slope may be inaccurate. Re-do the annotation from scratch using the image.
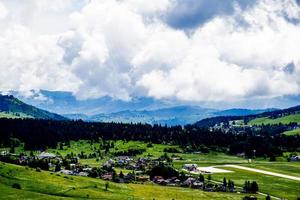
[248,114,300,125]
[0,162,249,200]
[213,166,300,200]
[283,128,300,136]
[241,163,300,178]
[0,112,32,119]
[0,95,66,120]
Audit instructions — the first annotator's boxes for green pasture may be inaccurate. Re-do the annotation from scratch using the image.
[212,166,300,200]
[0,162,253,200]
[248,114,300,125]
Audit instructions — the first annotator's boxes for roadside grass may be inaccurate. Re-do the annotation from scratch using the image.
[240,162,300,178]
[212,166,300,200]
[248,114,300,125]
[0,162,251,200]
[130,183,252,200]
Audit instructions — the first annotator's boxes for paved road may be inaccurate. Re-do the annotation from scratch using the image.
[224,164,300,181]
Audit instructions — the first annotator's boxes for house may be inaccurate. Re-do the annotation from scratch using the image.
[59,170,73,175]
[38,152,56,159]
[70,163,76,169]
[116,156,132,166]
[136,176,149,182]
[192,181,203,189]
[124,173,135,182]
[83,168,92,172]
[153,176,166,185]
[172,157,181,161]
[101,172,113,180]
[135,170,143,175]
[290,155,300,161]
[0,150,8,156]
[78,172,88,176]
[182,177,196,186]
[183,164,198,171]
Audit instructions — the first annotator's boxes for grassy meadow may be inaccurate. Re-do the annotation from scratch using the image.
[248,114,300,125]
[211,166,300,200]
[1,140,299,199]
[0,162,253,200]
[283,128,300,136]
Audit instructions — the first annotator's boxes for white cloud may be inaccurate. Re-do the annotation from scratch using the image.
[0,0,300,102]
[137,0,300,101]
[0,24,78,95]
[0,2,7,20]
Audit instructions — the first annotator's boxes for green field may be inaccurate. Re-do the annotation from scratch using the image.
[241,162,300,178]
[283,128,300,136]
[42,140,249,168]
[248,114,300,125]
[211,166,300,200]
[0,112,32,119]
[1,140,299,199]
[0,162,253,200]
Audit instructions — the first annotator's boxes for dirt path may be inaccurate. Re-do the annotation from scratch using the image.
[223,164,300,181]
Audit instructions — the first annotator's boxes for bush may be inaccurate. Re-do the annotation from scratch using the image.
[163,147,181,153]
[147,143,153,148]
[12,183,21,189]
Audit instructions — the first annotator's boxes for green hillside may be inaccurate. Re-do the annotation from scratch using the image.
[282,128,300,136]
[248,114,300,125]
[0,95,66,120]
[0,162,249,200]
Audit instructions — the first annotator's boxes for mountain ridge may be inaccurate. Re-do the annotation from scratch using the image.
[195,105,300,127]
[0,94,67,120]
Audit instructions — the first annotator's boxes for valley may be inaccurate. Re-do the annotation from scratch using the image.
[1,140,299,199]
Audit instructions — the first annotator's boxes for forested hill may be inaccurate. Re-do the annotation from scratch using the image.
[0,95,67,120]
[195,105,300,127]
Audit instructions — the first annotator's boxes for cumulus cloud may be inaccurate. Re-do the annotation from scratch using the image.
[0,2,7,20]
[0,24,78,94]
[0,0,300,103]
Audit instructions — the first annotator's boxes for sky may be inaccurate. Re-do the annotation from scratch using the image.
[0,0,300,108]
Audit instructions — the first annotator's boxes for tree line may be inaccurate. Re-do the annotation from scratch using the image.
[0,118,299,157]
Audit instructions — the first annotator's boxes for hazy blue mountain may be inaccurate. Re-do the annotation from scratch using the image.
[86,106,217,125]
[213,108,278,116]
[15,90,173,115]
[12,90,277,126]
[64,106,275,126]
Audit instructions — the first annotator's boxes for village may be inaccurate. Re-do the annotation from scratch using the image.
[0,149,264,197]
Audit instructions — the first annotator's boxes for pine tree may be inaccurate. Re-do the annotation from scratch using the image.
[251,181,259,193]
[199,174,205,183]
[119,171,124,179]
[223,177,227,188]
[207,174,212,182]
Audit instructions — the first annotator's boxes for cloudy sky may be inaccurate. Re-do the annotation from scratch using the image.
[0,0,300,107]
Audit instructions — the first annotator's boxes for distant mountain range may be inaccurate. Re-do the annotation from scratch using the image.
[7,90,279,125]
[63,106,276,126]
[13,90,173,115]
[0,94,66,120]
